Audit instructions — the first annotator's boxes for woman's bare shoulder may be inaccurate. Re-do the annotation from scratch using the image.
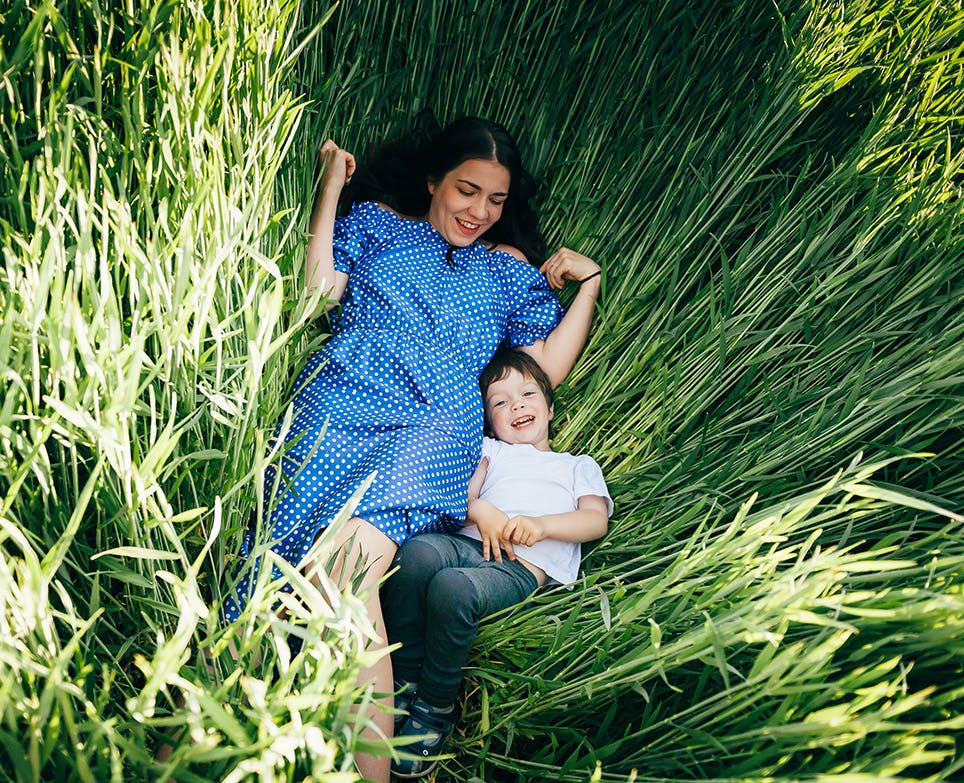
[486,242,528,262]
[373,201,426,222]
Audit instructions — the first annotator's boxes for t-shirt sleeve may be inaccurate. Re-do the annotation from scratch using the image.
[501,258,565,347]
[331,201,397,274]
[574,456,614,516]
[481,437,499,461]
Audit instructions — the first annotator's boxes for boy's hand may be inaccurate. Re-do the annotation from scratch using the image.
[502,516,547,548]
[476,512,510,562]
[467,499,511,562]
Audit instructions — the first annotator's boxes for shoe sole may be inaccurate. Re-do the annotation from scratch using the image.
[391,759,438,779]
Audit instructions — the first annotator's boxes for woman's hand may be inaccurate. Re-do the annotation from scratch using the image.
[540,247,600,290]
[319,140,356,195]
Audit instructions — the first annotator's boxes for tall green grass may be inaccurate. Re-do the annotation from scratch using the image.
[2,0,962,781]
[2,1,378,780]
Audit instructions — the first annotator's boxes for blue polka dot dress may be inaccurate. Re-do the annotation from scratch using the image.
[222,202,564,621]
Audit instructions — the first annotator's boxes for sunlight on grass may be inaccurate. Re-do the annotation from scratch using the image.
[1,0,961,780]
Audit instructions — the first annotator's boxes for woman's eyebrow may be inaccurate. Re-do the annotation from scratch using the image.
[457,178,509,197]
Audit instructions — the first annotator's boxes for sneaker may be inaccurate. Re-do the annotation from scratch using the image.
[393,680,417,735]
[391,698,456,779]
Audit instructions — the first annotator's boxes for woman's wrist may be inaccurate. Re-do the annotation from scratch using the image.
[577,269,602,297]
[320,178,344,201]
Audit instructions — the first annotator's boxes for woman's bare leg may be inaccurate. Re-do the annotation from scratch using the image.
[158,519,397,781]
[320,517,397,783]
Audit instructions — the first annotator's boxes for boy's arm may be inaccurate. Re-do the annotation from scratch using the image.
[467,457,488,500]
[463,456,515,562]
[500,495,609,550]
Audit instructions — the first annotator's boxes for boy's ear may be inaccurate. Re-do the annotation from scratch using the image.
[548,403,554,422]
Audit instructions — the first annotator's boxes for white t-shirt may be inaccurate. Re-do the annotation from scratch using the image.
[460,437,613,585]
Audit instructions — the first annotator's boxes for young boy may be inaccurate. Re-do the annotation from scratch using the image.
[381,348,612,778]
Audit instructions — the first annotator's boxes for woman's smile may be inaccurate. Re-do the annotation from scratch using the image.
[455,217,481,236]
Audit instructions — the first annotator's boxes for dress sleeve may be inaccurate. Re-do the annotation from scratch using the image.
[500,257,565,347]
[573,456,613,516]
[332,201,397,274]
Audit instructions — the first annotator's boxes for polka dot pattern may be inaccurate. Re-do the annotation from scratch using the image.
[223,202,564,621]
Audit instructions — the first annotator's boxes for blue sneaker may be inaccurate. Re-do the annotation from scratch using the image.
[393,680,417,735]
[391,698,456,779]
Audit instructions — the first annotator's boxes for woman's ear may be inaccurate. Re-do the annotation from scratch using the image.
[427,178,437,196]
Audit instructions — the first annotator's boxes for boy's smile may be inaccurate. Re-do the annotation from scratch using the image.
[484,368,553,451]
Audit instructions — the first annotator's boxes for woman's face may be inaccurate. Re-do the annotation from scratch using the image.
[426,158,511,247]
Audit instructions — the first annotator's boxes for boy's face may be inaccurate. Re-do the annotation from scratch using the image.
[484,368,554,451]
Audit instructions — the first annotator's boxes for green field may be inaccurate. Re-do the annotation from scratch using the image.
[1,1,962,780]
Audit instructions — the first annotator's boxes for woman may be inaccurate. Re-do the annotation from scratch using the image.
[225,116,600,780]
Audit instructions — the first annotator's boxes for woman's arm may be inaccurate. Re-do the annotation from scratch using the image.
[520,248,601,387]
[499,494,609,550]
[305,140,355,310]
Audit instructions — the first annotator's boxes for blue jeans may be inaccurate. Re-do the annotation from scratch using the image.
[382,533,539,707]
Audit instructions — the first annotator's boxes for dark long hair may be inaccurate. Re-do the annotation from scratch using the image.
[341,111,546,264]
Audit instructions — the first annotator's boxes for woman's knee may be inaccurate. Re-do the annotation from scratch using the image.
[317,516,397,589]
